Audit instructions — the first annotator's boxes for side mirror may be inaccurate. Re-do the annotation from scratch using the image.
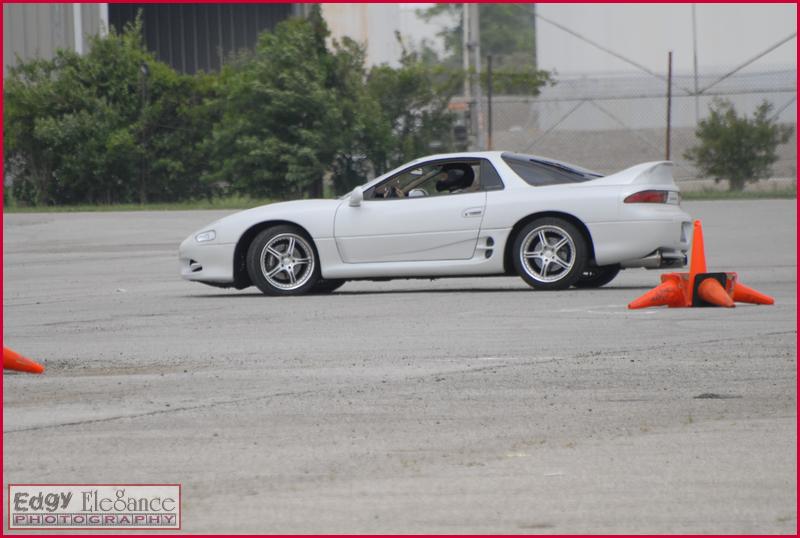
[349,186,364,207]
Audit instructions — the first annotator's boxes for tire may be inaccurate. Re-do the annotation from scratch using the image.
[310,279,346,294]
[573,264,621,288]
[246,225,320,296]
[512,217,588,290]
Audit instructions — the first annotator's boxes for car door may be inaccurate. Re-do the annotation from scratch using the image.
[334,160,488,263]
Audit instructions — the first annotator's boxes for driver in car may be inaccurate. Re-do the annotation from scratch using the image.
[381,164,475,198]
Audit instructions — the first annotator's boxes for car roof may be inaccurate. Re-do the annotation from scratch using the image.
[409,151,504,162]
[410,151,598,175]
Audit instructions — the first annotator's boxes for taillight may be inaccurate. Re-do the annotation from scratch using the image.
[624,190,679,204]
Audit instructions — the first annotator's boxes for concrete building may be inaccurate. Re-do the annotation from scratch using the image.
[322,3,450,67]
[536,3,797,76]
[3,3,106,73]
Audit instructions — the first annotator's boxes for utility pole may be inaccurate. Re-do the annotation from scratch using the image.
[692,4,699,122]
[462,4,470,100]
[469,3,484,150]
[487,54,493,150]
[665,51,673,161]
[140,61,150,205]
[531,3,538,70]
[72,3,83,55]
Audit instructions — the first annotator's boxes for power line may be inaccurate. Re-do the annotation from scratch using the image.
[588,100,662,154]
[534,12,694,95]
[524,100,585,152]
[697,33,797,94]
[770,95,797,122]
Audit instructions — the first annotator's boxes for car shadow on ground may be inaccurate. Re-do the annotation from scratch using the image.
[185,285,654,298]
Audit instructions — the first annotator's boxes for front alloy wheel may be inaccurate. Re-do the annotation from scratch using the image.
[246,225,320,296]
[513,218,587,290]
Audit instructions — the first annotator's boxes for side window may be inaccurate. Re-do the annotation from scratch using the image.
[480,160,504,191]
[365,159,502,200]
[503,160,572,186]
[502,155,596,186]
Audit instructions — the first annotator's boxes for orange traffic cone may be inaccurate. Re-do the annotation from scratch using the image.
[696,278,735,308]
[732,281,775,305]
[3,347,45,374]
[629,219,774,309]
[689,220,707,276]
[628,274,687,309]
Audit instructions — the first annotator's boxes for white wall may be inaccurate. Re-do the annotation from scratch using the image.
[322,3,451,67]
[536,3,797,75]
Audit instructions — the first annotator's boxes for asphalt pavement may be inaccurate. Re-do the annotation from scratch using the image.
[3,200,796,533]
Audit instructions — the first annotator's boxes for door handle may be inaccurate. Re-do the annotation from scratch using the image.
[462,207,483,218]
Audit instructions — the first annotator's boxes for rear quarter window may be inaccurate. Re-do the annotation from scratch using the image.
[502,155,598,186]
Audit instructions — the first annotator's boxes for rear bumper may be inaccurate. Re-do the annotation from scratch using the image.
[589,213,692,266]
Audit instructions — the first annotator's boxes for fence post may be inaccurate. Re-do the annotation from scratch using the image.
[692,3,700,122]
[666,50,673,161]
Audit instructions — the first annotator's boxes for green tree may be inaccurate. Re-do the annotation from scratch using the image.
[418,3,536,67]
[327,37,465,195]
[4,53,81,205]
[684,99,793,191]
[362,44,463,176]
[206,6,347,199]
[416,3,552,95]
[4,16,216,205]
[206,8,463,198]
[4,6,475,205]
[326,37,376,194]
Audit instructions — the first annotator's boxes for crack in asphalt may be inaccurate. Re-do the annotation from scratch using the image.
[4,388,318,434]
[5,330,794,434]
[4,358,565,434]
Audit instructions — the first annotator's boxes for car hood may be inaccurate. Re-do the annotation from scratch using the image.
[204,198,343,244]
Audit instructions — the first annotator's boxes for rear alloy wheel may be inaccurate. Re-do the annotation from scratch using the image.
[574,264,621,288]
[246,225,320,296]
[513,218,588,290]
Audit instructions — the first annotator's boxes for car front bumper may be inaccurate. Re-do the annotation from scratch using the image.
[178,235,236,284]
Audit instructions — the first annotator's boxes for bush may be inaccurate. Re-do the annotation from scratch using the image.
[4,7,531,205]
[4,18,217,205]
[206,7,464,198]
[685,99,793,191]
[204,8,347,199]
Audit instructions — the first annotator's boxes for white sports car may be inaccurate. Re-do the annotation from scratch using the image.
[179,151,692,295]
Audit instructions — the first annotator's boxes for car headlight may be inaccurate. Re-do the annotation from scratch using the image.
[195,230,216,243]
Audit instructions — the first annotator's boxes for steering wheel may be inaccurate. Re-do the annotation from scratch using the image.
[385,186,403,198]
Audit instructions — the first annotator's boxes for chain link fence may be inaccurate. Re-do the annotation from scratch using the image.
[486,68,796,191]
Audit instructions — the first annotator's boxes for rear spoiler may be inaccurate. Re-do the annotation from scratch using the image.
[587,161,676,187]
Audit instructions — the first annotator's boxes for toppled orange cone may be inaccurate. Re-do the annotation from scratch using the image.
[628,220,774,309]
[3,347,45,374]
[696,278,734,308]
[732,281,775,305]
[628,274,687,309]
